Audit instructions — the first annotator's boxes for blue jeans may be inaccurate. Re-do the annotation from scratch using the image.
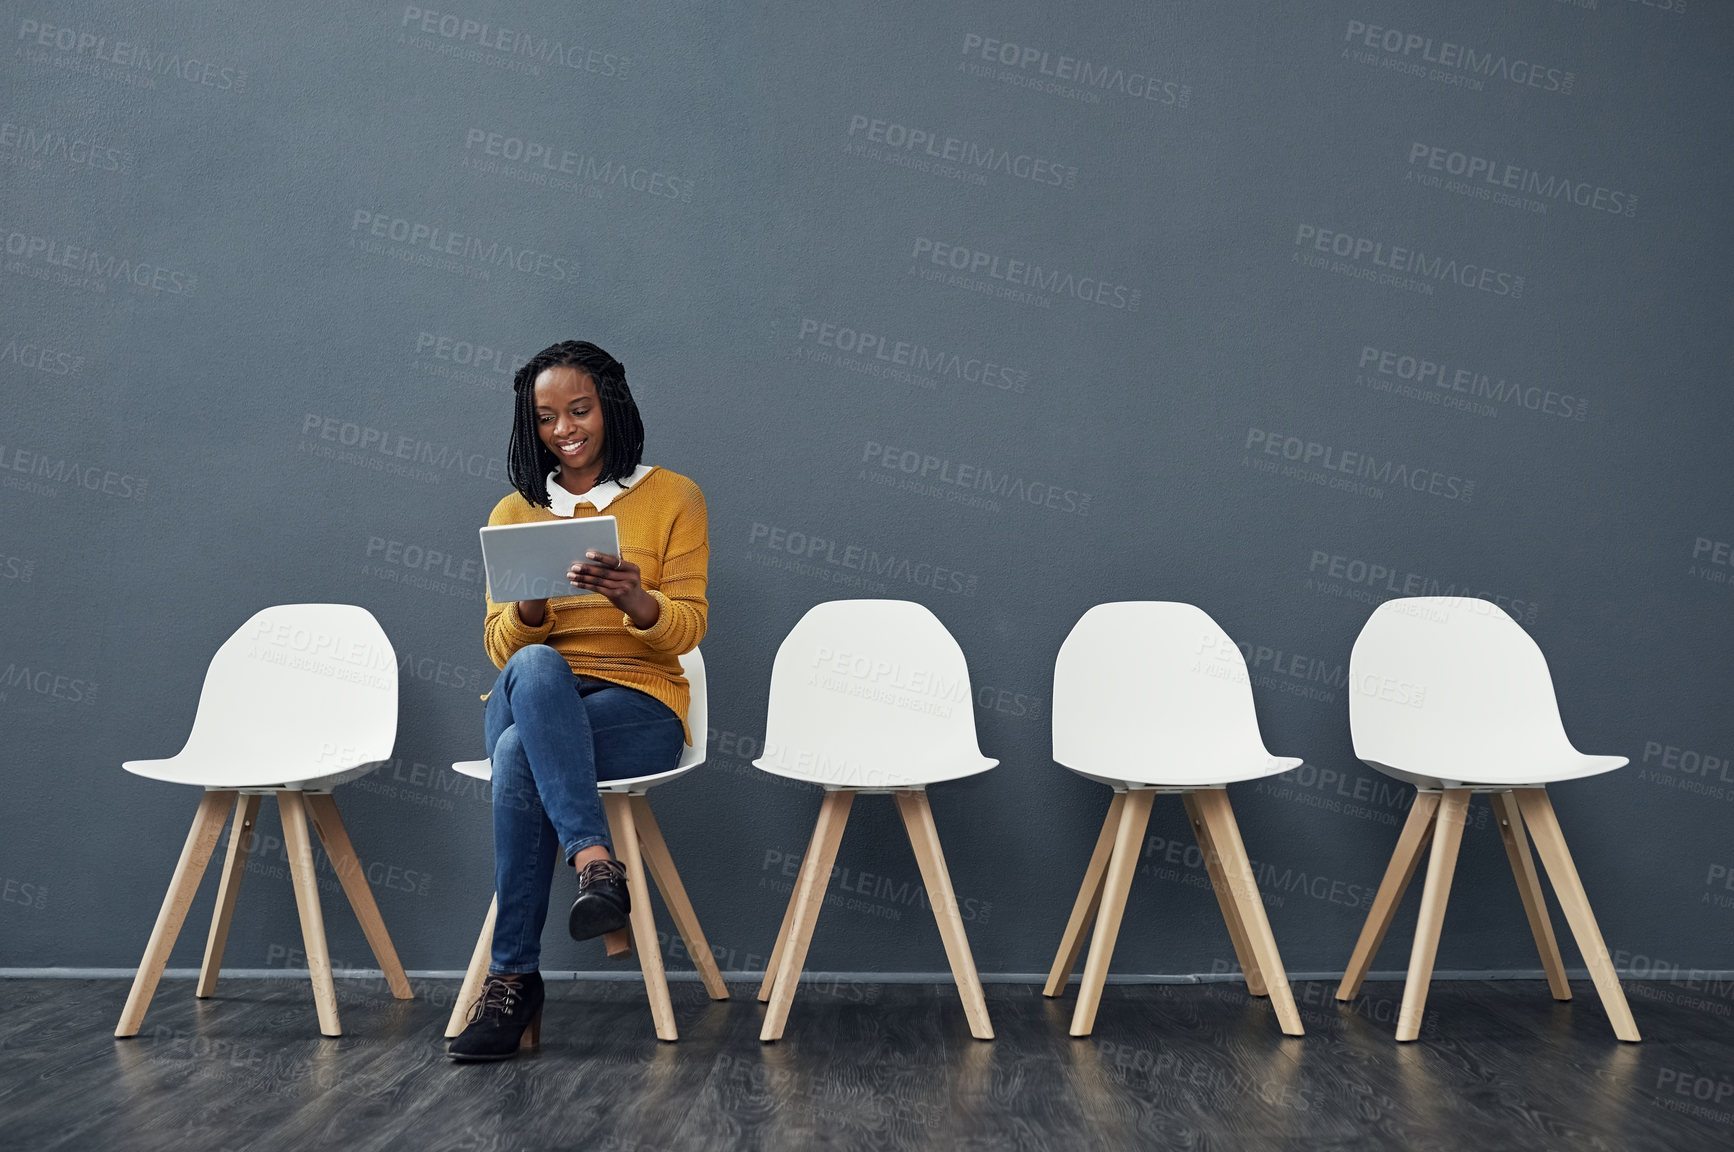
[484,644,684,974]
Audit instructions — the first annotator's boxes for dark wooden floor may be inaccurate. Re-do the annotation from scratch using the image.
[0,977,1728,1151]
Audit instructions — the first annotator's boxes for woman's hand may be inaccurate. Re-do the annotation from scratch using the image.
[568,552,660,629]
[516,599,549,626]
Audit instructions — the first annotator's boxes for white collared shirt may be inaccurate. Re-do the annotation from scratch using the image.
[545,464,656,517]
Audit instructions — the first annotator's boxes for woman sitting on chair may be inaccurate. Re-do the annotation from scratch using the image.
[448,340,708,1062]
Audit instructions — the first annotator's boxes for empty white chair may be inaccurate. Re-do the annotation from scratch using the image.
[444,648,726,1043]
[754,600,997,1042]
[115,604,411,1039]
[1334,597,1639,1041]
[1043,602,1305,1037]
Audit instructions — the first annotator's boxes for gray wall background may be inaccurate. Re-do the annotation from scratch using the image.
[4,1,1731,990]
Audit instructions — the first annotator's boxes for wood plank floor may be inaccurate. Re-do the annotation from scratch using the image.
[0,977,1728,1151]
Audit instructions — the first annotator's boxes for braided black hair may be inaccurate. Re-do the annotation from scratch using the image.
[507,340,645,508]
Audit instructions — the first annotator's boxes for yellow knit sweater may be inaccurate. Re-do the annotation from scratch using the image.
[482,467,708,742]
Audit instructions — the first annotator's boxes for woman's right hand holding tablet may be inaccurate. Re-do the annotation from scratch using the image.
[516,599,549,626]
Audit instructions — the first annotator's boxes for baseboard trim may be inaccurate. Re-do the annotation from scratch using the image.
[2,966,1729,984]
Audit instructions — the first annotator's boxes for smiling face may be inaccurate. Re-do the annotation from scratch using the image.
[534,365,606,489]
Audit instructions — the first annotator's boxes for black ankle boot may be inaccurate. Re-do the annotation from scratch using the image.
[568,858,630,940]
[447,971,544,1062]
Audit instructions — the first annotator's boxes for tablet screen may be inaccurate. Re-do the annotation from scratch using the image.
[478,516,621,601]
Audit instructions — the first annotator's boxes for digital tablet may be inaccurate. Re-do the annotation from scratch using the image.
[479,516,621,602]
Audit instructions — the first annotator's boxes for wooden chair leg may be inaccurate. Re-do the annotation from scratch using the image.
[760,789,854,1042]
[446,896,498,1038]
[1513,789,1641,1042]
[629,795,729,1001]
[1396,788,1471,1041]
[304,793,412,1000]
[1069,788,1155,1037]
[1491,791,1571,1002]
[278,791,341,1037]
[1337,790,1442,1001]
[1193,789,1303,1036]
[758,805,829,1003]
[197,794,261,999]
[894,790,993,1040]
[115,790,236,1037]
[1182,791,1266,998]
[1043,793,1125,998]
[604,794,677,1041]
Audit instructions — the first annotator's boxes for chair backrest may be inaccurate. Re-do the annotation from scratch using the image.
[676,648,706,769]
[1350,597,1578,783]
[756,599,995,788]
[1052,602,1282,784]
[173,604,398,785]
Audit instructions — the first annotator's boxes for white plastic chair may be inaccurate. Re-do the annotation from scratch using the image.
[1042,603,1305,1037]
[752,600,998,1042]
[115,604,411,1039]
[1333,597,1639,1041]
[443,648,726,1043]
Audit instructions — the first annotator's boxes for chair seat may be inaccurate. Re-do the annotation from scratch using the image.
[123,755,382,792]
[751,753,997,791]
[1059,754,1302,792]
[1360,752,1627,791]
[451,758,702,794]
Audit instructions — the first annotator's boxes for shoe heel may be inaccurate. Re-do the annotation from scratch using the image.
[604,928,633,960]
[519,1007,542,1051]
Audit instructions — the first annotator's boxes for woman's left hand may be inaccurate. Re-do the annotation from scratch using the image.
[568,552,660,629]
